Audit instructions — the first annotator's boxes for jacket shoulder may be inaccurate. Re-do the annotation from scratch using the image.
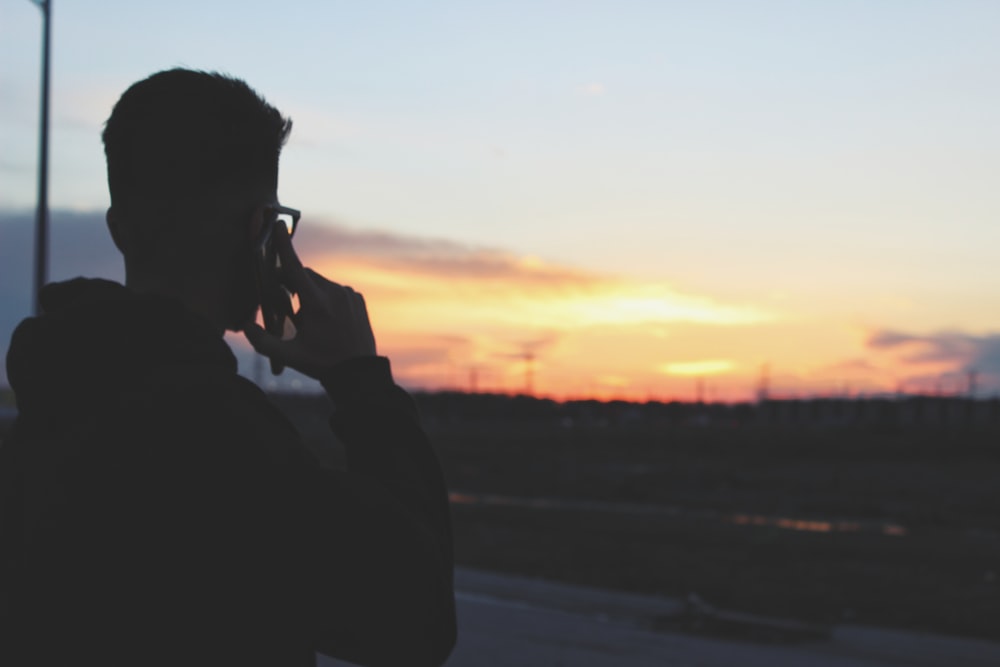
[106,363,309,466]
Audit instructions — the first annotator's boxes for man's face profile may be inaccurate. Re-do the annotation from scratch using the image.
[101,69,293,333]
[223,196,281,333]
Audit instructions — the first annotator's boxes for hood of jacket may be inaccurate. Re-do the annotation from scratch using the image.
[6,278,237,431]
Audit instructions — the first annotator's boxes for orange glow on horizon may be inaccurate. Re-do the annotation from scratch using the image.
[661,360,735,377]
[288,229,987,402]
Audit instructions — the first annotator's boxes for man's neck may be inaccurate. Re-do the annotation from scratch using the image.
[125,273,227,336]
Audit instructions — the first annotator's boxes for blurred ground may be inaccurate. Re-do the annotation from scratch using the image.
[4,394,997,662]
[266,391,1000,640]
[322,567,1000,667]
[431,421,1000,640]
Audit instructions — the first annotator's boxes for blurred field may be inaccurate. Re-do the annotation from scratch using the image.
[266,391,1000,641]
[434,422,999,639]
[4,389,998,641]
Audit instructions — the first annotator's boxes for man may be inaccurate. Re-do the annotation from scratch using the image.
[0,69,456,666]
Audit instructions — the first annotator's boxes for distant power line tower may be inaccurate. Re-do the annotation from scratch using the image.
[522,348,536,397]
[968,369,978,398]
[500,338,550,397]
[756,363,770,403]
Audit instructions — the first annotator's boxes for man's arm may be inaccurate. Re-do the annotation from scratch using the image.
[308,357,455,666]
[322,356,453,562]
[243,225,456,666]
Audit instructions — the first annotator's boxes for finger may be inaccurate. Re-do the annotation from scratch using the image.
[273,225,324,307]
[246,323,297,376]
[303,268,356,304]
[244,321,285,359]
[304,267,346,292]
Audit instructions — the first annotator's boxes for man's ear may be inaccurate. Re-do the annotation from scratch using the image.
[106,207,126,253]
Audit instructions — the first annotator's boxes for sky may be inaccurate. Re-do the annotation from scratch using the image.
[2,1,999,401]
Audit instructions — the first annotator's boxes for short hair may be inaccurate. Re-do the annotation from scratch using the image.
[102,69,292,216]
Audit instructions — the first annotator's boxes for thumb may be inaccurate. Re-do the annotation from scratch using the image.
[244,322,282,359]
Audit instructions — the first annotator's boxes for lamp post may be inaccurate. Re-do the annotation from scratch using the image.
[30,0,51,315]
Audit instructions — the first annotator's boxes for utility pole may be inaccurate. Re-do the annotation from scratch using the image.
[756,363,770,403]
[523,349,535,396]
[30,0,52,315]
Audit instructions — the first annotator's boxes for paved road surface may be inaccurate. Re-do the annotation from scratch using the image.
[321,568,1000,667]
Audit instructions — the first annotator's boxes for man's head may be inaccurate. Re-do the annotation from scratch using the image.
[102,69,292,330]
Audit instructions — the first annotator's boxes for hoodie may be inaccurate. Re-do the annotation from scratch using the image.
[1,279,456,667]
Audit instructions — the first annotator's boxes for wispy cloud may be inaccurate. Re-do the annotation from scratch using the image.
[13,209,994,399]
[297,222,770,327]
[660,360,734,376]
[822,358,881,374]
[1,210,769,394]
[293,222,773,395]
[865,328,1000,394]
[296,223,599,289]
[867,329,1000,371]
[578,82,607,97]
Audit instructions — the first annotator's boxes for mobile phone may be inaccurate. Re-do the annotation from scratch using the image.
[252,219,297,374]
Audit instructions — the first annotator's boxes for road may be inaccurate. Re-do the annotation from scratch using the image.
[321,567,1000,667]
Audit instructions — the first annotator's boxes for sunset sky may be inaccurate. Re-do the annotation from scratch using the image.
[2,1,999,400]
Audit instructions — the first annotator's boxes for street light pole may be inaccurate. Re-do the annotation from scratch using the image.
[31,0,51,315]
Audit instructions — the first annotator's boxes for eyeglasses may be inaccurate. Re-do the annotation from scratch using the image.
[255,203,300,254]
[266,203,300,239]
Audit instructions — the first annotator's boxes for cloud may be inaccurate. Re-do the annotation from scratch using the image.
[0,210,122,285]
[822,358,881,374]
[295,223,599,289]
[0,209,767,328]
[294,220,771,332]
[0,208,771,395]
[867,331,916,348]
[867,328,1000,372]
[660,360,734,377]
[4,210,993,399]
[490,333,562,361]
[0,210,124,386]
[578,82,607,97]
[864,328,1000,394]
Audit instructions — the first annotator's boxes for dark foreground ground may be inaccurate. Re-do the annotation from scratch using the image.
[440,424,1000,641]
[271,392,1000,642]
[3,390,997,643]
[326,567,1000,667]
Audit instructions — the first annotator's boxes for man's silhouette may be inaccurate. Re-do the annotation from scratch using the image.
[0,69,456,667]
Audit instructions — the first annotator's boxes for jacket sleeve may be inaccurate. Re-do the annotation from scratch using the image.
[309,356,457,666]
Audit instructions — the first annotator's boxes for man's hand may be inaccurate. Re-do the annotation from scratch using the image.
[244,225,377,379]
